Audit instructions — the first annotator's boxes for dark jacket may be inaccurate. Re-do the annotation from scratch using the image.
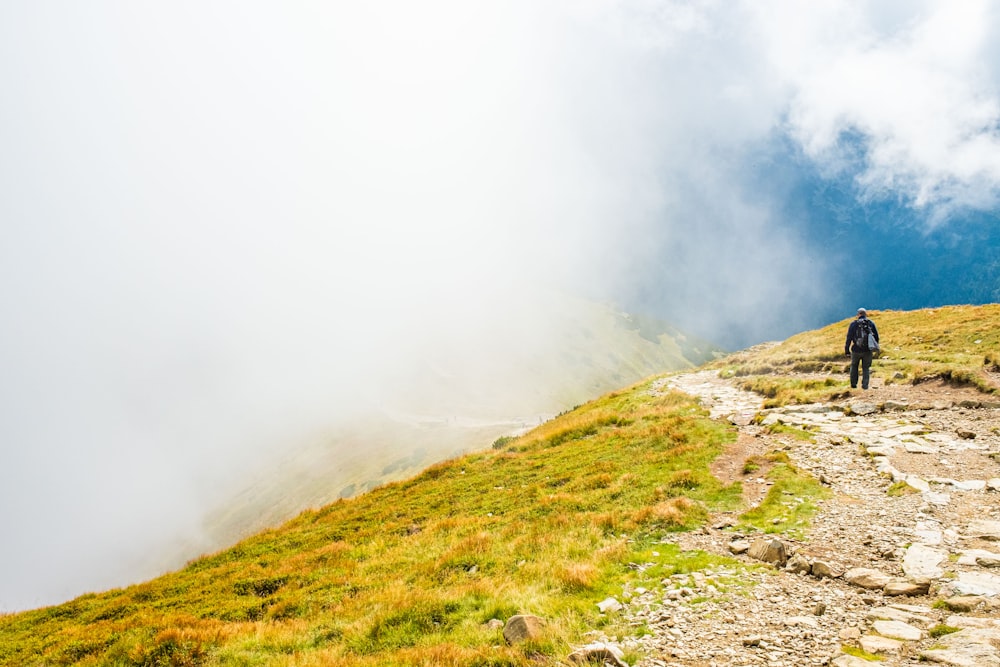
[845,317,879,354]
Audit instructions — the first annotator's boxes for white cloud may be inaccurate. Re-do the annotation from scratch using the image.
[757,0,1000,220]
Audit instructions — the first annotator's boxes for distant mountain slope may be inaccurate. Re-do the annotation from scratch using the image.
[201,296,723,564]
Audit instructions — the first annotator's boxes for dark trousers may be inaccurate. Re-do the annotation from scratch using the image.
[850,349,873,389]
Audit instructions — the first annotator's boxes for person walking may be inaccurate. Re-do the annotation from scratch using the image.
[845,308,879,390]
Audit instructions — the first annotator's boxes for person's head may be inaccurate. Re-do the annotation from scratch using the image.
[857,307,867,319]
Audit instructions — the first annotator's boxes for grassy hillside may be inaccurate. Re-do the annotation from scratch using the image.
[712,304,1000,406]
[200,299,723,561]
[8,304,992,665]
[0,378,746,666]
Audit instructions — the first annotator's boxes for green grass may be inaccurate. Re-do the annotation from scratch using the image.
[0,380,742,667]
[928,624,961,638]
[764,422,816,442]
[738,460,829,539]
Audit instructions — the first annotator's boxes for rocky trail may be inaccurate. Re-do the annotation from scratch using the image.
[587,368,1000,666]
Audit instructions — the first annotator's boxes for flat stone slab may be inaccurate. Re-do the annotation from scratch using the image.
[967,519,1000,540]
[952,480,987,492]
[860,634,903,654]
[868,606,932,626]
[946,615,1000,630]
[924,490,952,506]
[920,628,1000,666]
[872,619,924,641]
[845,567,892,590]
[903,543,946,580]
[953,571,1000,597]
[914,528,943,545]
[958,549,1000,566]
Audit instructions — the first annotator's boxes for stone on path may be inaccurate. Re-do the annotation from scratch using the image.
[811,560,844,578]
[924,490,952,506]
[785,552,811,574]
[957,549,1000,566]
[839,627,861,641]
[728,539,750,555]
[847,401,878,415]
[884,580,929,596]
[952,480,987,492]
[920,628,1000,666]
[860,634,903,654]
[748,538,787,566]
[953,571,1000,597]
[903,543,946,580]
[844,567,892,590]
[872,619,924,641]
[967,519,1000,540]
[867,606,932,625]
[941,596,984,612]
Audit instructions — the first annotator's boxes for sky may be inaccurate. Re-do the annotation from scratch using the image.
[2,0,1000,611]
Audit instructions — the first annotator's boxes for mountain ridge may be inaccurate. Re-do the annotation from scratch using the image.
[4,304,1000,666]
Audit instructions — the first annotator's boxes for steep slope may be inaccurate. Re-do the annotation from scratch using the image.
[0,373,741,666]
[200,297,722,555]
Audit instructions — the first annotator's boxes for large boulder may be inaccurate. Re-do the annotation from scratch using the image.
[502,614,547,644]
[748,538,788,566]
[568,642,627,666]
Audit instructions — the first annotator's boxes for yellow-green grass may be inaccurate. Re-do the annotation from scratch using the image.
[715,304,1000,406]
[762,422,816,442]
[0,380,743,667]
[840,645,883,661]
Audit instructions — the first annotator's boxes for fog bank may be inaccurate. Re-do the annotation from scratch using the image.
[3,1,999,610]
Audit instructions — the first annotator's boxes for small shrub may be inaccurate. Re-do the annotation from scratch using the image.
[233,576,288,598]
[492,436,516,450]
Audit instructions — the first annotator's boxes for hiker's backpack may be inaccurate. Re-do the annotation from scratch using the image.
[855,319,880,354]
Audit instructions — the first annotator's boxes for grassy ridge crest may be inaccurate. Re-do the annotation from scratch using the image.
[714,304,1000,406]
